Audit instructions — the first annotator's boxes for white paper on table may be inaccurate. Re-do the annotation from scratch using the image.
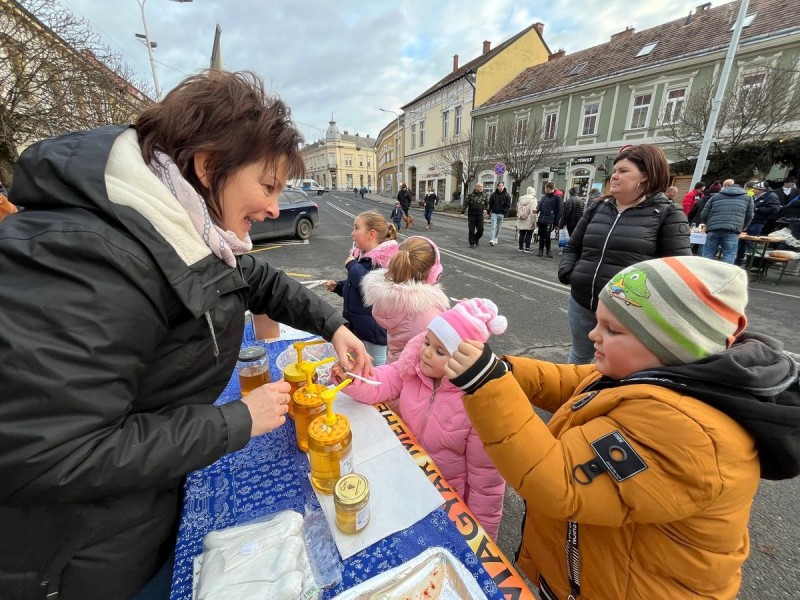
[314,444,444,560]
[311,392,443,560]
[278,323,315,341]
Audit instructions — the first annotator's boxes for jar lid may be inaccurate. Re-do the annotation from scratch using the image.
[334,473,369,507]
[282,363,306,382]
[293,387,324,407]
[239,346,266,362]
[309,413,350,442]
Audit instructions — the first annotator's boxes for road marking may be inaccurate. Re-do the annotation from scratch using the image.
[286,272,312,278]
[749,287,800,300]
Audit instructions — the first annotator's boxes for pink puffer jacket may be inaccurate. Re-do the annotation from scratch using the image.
[361,270,450,363]
[342,332,505,539]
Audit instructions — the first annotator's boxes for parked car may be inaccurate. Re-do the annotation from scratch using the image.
[249,189,319,241]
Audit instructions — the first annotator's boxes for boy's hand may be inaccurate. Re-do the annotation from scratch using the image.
[445,340,484,379]
[325,280,337,292]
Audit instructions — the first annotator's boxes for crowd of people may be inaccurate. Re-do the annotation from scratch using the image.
[1,69,799,600]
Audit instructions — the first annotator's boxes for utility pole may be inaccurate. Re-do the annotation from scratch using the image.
[690,0,750,186]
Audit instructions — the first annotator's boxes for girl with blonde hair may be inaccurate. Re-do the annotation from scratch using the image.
[362,235,450,363]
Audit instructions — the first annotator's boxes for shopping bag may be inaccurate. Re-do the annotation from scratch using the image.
[558,228,570,248]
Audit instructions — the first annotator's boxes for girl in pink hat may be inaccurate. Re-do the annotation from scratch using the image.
[332,298,507,539]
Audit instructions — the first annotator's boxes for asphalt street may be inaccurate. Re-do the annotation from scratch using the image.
[253,190,800,598]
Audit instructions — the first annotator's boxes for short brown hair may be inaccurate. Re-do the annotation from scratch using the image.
[614,144,670,198]
[135,70,305,223]
[386,237,437,283]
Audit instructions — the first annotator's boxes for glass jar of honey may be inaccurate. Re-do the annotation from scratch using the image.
[308,413,353,494]
[293,386,326,453]
[334,473,370,534]
[237,346,270,396]
[281,340,329,420]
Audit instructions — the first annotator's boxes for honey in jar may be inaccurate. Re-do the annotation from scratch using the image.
[237,346,270,396]
[334,473,370,534]
[308,382,353,494]
[282,340,328,420]
[292,358,335,452]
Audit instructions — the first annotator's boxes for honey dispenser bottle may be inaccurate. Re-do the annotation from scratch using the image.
[282,340,328,419]
[293,357,336,452]
[308,379,354,494]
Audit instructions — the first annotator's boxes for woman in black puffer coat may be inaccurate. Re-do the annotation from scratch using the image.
[558,144,690,364]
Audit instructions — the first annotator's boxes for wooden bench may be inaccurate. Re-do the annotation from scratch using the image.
[761,256,796,285]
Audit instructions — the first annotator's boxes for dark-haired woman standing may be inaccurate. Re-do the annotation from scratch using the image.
[0,70,369,599]
[558,144,690,364]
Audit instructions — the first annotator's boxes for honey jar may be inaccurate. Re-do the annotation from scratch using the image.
[308,381,353,493]
[293,358,335,452]
[237,346,270,396]
[282,340,328,420]
[334,473,370,534]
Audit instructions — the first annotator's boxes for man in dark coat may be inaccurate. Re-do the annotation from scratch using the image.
[701,178,753,263]
[397,183,412,227]
[560,187,585,236]
[735,180,781,265]
[487,182,511,246]
[777,176,799,207]
[461,182,488,248]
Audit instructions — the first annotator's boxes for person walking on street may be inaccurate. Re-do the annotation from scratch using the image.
[390,201,403,230]
[423,186,438,230]
[536,182,561,257]
[360,186,366,199]
[516,186,538,253]
[488,182,511,246]
[461,182,488,248]
[560,187,585,236]
[701,179,753,264]
[397,183,413,228]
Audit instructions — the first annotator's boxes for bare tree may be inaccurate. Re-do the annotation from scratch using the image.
[660,66,800,164]
[0,0,152,180]
[488,117,565,206]
[430,131,488,203]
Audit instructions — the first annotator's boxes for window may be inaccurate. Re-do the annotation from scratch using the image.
[732,13,757,30]
[663,87,686,124]
[568,62,587,76]
[367,158,371,167]
[630,93,652,129]
[359,158,363,167]
[544,111,558,140]
[486,123,497,147]
[636,42,658,57]
[419,120,425,146]
[741,72,766,108]
[515,117,528,144]
[442,110,449,139]
[411,124,416,149]
[581,102,599,136]
[345,154,353,166]
[455,106,462,135]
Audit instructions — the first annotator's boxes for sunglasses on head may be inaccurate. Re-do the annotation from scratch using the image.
[617,144,638,156]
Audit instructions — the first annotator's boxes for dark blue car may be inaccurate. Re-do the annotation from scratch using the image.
[249,189,319,241]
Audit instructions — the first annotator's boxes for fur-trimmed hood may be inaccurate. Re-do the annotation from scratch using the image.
[361,269,450,315]
[361,240,399,268]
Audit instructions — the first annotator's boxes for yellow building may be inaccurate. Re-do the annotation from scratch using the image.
[301,118,377,191]
[375,115,404,196]
[400,22,550,203]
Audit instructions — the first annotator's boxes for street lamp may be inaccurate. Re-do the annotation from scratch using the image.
[379,108,402,195]
[135,0,193,100]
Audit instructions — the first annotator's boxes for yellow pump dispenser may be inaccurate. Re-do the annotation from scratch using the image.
[282,340,328,419]
[293,357,336,452]
[308,379,354,494]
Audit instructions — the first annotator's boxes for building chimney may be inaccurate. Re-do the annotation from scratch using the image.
[696,2,711,11]
[534,22,544,35]
[453,54,459,72]
[610,26,635,42]
[548,49,566,61]
[483,40,491,54]
[343,130,348,135]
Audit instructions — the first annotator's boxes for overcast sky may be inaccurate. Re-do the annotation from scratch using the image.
[60,0,737,143]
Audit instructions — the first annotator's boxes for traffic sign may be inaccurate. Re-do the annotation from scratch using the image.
[494,162,506,175]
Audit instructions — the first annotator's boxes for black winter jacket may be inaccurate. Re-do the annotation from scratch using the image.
[558,193,691,311]
[561,194,585,232]
[537,193,562,226]
[488,189,511,215]
[751,190,780,228]
[0,126,345,600]
[701,186,754,233]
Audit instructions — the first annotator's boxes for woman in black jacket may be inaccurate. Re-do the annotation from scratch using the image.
[558,144,690,364]
[0,71,369,600]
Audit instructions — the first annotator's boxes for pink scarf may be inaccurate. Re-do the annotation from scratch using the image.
[148,150,252,267]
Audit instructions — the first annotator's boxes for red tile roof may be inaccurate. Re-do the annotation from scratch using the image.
[481,0,799,110]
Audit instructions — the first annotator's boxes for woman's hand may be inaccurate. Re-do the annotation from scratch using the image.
[445,340,484,380]
[242,381,292,437]
[331,325,374,377]
[325,280,337,292]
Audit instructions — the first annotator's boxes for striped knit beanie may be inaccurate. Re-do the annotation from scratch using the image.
[599,256,748,365]
[427,298,507,355]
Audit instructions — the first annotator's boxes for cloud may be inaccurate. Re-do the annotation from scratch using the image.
[60,0,734,141]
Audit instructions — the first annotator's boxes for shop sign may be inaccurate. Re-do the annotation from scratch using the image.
[573,156,595,165]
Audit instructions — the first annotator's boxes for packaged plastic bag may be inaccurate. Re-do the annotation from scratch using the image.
[558,228,570,248]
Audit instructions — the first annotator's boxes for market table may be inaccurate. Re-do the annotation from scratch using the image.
[169,328,533,599]
[739,234,783,282]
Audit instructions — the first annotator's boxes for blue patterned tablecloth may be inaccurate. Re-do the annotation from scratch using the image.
[170,331,503,599]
